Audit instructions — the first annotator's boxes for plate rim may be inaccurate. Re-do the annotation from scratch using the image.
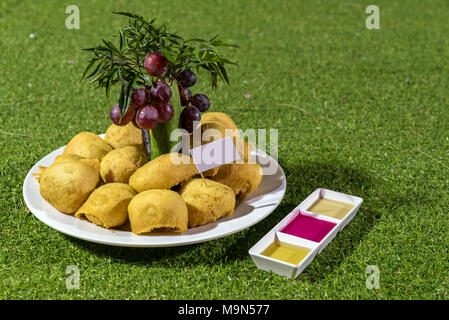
[23,139,286,248]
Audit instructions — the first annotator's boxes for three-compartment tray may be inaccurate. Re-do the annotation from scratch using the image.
[249,188,363,279]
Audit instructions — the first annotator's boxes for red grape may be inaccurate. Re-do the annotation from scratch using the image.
[176,70,196,88]
[180,105,201,133]
[130,87,149,107]
[110,104,121,124]
[150,81,172,103]
[178,84,192,106]
[144,52,168,77]
[110,103,135,126]
[135,105,159,130]
[154,102,174,123]
[191,94,210,112]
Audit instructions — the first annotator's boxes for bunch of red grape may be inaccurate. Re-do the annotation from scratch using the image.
[110,52,210,133]
[177,70,210,133]
[110,52,174,130]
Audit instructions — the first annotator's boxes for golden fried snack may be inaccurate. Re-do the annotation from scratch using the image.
[129,153,198,192]
[202,167,219,177]
[33,154,85,182]
[39,160,100,214]
[198,113,240,148]
[128,189,188,234]
[200,112,252,162]
[63,131,112,161]
[211,163,263,198]
[180,179,235,228]
[104,122,144,151]
[79,158,101,172]
[48,154,101,171]
[34,156,100,183]
[201,112,238,132]
[75,183,135,228]
[234,140,254,163]
[100,146,147,183]
[53,154,84,164]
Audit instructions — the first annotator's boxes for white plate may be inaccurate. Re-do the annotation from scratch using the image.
[23,136,286,247]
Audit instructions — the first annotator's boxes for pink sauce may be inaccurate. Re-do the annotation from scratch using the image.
[280,212,337,243]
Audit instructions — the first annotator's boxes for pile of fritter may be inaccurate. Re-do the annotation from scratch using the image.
[36,113,262,235]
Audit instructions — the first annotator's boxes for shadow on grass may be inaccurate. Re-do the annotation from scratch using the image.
[66,158,382,281]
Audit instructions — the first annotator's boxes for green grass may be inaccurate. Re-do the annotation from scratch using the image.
[1,0,448,299]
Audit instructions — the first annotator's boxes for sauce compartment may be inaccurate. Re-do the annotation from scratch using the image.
[249,231,318,279]
[249,188,363,278]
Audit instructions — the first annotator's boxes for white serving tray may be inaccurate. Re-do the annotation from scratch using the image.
[249,188,363,279]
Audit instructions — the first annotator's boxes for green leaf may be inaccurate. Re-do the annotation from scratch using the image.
[219,57,238,65]
[169,33,184,40]
[204,43,219,54]
[210,37,240,48]
[119,30,125,50]
[117,68,124,82]
[102,39,121,54]
[208,67,218,89]
[217,63,229,85]
[193,47,200,60]
[113,11,145,20]
[89,73,104,84]
[86,60,103,80]
[105,70,115,97]
[199,64,211,71]
[160,47,176,63]
[118,76,136,118]
[209,34,219,42]
[208,62,221,74]
[184,38,207,43]
[81,58,97,80]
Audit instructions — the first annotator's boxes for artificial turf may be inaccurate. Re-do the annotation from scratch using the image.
[1,0,448,299]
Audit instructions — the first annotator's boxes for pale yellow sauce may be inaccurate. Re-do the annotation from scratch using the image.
[261,241,310,265]
[307,198,354,220]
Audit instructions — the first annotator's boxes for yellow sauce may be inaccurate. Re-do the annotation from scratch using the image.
[307,198,354,220]
[261,241,310,265]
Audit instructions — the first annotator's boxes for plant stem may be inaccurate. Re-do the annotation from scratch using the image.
[140,129,151,161]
